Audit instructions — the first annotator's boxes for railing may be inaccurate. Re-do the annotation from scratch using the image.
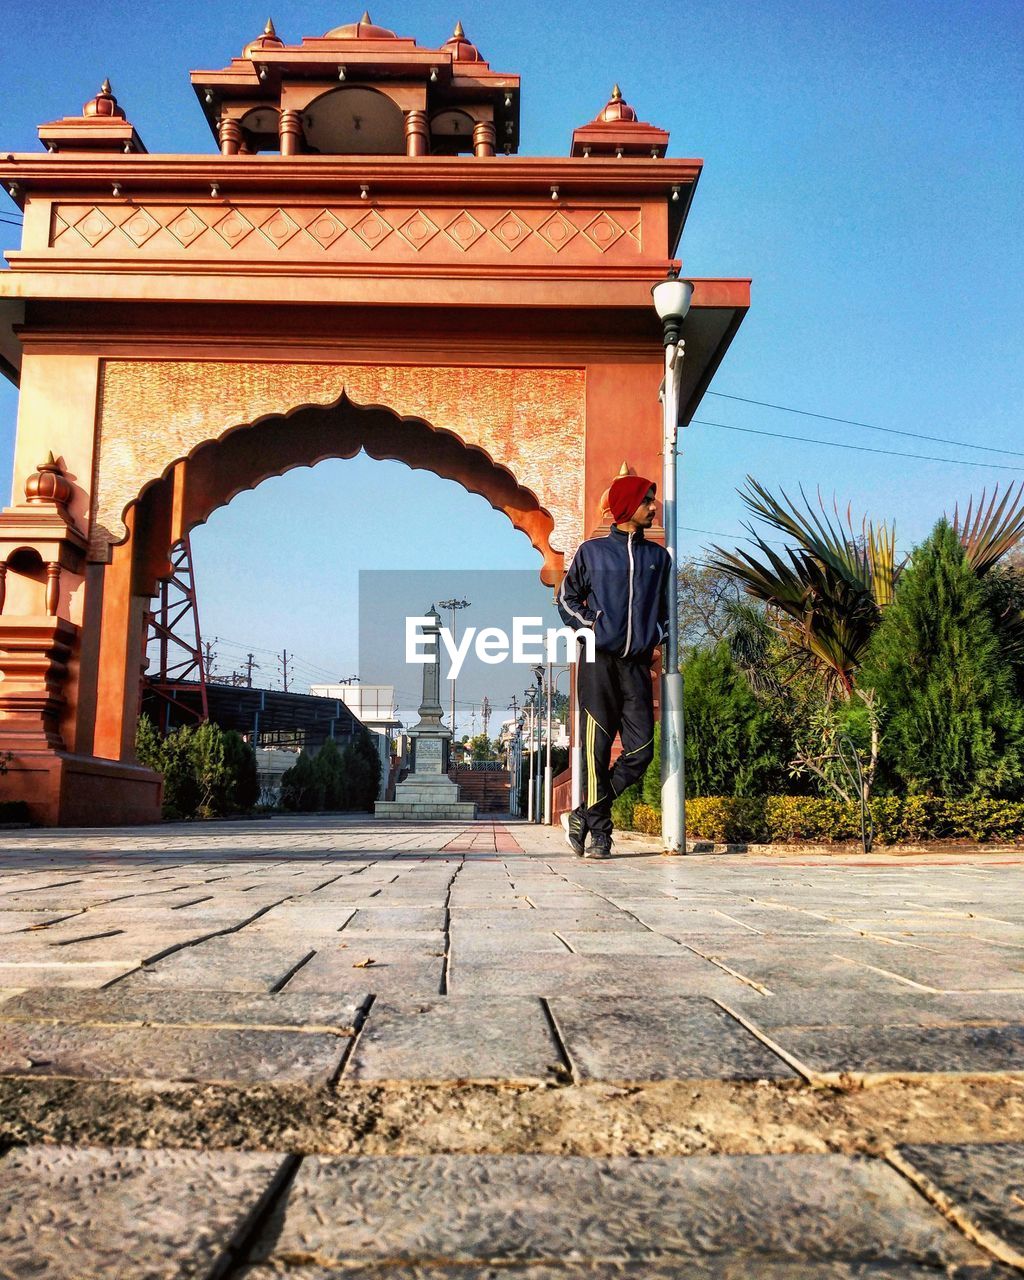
[457,760,507,772]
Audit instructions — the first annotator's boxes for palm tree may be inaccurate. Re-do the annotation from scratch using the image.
[710,478,898,696]
[710,477,1024,696]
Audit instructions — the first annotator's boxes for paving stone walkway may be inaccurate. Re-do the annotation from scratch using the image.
[0,815,1022,1277]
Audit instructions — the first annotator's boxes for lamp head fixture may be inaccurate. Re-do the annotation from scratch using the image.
[651,267,694,348]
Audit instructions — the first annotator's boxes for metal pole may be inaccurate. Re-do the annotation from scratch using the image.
[660,340,686,853]
[544,661,553,825]
[526,706,535,822]
[571,660,581,810]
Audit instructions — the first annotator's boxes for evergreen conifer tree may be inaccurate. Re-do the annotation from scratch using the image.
[859,519,1024,796]
[342,730,383,810]
[682,643,788,796]
[280,750,324,811]
[314,737,348,810]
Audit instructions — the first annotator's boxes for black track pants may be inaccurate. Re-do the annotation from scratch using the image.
[576,648,656,839]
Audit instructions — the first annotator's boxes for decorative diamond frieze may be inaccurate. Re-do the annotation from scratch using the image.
[489,210,532,252]
[395,210,440,251]
[119,208,162,247]
[351,210,393,250]
[165,208,208,248]
[211,208,255,248]
[443,209,486,252]
[73,207,116,247]
[51,211,71,243]
[580,211,625,253]
[304,209,346,249]
[258,209,301,249]
[536,211,579,253]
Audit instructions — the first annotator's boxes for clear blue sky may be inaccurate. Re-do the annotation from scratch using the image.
[2,1,1021,726]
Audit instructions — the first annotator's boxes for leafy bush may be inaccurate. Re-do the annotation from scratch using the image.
[672,794,1024,844]
[135,716,259,820]
[631,802,662,836]
[610,781,640,831]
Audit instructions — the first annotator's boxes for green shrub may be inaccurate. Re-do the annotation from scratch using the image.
[617,792,1024,844]
[314,737,348,810]
[280,750,324,812]
[686,796,769,842]
[631,802,662,835]
[682,644,789,795]
[859,520,1024,798]
[611,782,640,831]
[135,715,260,820]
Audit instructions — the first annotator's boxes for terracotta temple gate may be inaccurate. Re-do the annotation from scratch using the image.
[0,15,748,824]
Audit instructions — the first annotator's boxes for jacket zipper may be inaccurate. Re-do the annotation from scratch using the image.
[623,532,635,656]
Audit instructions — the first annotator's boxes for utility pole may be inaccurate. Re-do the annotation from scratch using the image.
[279,649,291,693]
[481,695,491,740]
[202,639,216,679]
[245,653,258,688]
[437,596,470,739]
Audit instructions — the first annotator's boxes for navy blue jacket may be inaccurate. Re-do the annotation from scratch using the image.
[557,525,671,659]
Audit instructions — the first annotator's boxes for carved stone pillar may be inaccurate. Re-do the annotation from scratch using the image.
[404,110,429,156]
[0,617,75,749]
[218,117,242,156]
[279,109,303,156]
[472,121,496,158]
[0,456,85,753]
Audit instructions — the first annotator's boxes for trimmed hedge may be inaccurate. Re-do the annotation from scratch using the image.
[616,795,1024,844]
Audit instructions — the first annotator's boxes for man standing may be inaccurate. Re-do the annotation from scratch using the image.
[557,475,670,858]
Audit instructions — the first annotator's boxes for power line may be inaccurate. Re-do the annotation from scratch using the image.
[0,216,23,228]
[692,418,1024,473]
[706,391,1024,459]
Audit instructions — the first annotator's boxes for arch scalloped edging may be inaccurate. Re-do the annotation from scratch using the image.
[123,389,566,584]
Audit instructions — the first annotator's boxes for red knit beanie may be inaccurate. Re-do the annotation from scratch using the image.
[608,475,655,524]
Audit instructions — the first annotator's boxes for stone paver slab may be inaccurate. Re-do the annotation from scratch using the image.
[763,1023,1024,1077]
[249,1153,986,1270]
[345,996,561,1082]
[0,1021,350,1083]
[285,952,443,996]
[725,989,1024,1029]
[893,1142,1024,1264]
[343,908,447,933]
[556,931,687,956]
[0,962,137,989]
[0,1144,289,1280]
[549,996,796,1082]
[448,954,750,999]
[114,940,316,993]
[0,987,368,1029]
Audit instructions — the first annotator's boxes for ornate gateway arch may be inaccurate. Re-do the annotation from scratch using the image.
[0,16,748,824]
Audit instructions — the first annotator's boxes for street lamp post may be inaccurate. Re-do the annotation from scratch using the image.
[651,268,695,855]
[525,689,536,822]
[438,597,470,740]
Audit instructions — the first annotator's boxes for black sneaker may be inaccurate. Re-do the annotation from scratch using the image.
[560,809,587,857]
[588,836,612,860]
